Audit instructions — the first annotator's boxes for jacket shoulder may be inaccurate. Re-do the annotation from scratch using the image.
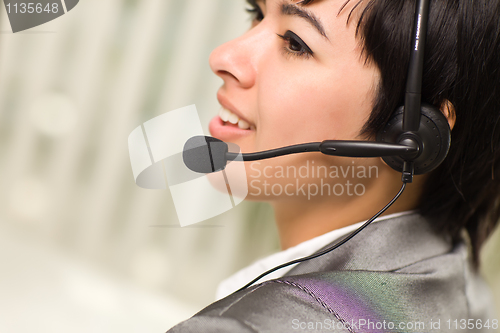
[168,280,351,333]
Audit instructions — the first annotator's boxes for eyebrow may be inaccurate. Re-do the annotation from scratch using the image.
[280,2,328,39]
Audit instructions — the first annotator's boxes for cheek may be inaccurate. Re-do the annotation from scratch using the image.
[256,60,377,150]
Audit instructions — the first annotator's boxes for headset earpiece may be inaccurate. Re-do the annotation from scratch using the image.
[377,103,451,175]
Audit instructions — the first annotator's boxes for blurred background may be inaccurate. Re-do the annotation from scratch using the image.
[0,0,498,332]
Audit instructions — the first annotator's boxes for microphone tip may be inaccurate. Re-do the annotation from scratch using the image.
[183,136,229,173]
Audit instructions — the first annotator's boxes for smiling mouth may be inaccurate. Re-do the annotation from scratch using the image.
[219,107,255,131]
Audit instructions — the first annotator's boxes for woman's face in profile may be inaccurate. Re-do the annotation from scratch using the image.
[208,0,385,200]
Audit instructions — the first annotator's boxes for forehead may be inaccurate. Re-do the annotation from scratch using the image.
[248,0,365,24]
[248,0,360,10]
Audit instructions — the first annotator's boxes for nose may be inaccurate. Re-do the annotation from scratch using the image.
[209,29,261,89]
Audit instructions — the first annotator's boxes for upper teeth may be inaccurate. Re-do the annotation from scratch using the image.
[219,107,254,130]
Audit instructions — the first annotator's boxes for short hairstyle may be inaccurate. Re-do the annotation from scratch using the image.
[299,0,500,267]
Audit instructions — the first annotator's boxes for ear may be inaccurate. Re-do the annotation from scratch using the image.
[440,100,456,130]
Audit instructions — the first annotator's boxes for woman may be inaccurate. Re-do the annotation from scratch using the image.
[169,0,500,332]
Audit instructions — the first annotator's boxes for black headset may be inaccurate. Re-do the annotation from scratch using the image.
[183,0,451,292]
[377,0,451,177]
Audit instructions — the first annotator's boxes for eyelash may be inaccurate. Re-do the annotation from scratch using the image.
[277,30,314,59]
[245,2,313,60]
[246,2,264,22]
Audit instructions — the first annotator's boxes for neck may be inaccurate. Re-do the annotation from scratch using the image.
[271,169,426,250]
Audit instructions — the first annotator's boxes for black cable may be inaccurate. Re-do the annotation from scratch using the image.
[235,181,408,293]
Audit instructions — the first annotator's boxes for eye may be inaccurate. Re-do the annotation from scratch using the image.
[246,0,264,23]
[277,30,314,59]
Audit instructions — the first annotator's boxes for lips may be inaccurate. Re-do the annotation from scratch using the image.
[209,94,255,141]
[218,107,256,130]
[209,111,255,141]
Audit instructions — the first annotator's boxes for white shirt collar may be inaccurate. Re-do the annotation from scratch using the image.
[215,210,416,300]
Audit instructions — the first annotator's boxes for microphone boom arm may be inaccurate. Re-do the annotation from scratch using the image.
[226,142,321,161]
[319,140,419,158]
[226,140,419,161]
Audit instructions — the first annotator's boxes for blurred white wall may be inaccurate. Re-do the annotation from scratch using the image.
[0,1,498,332]
[0,1,280,332]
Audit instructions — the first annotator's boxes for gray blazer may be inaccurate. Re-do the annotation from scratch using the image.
[168,213,497,332]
